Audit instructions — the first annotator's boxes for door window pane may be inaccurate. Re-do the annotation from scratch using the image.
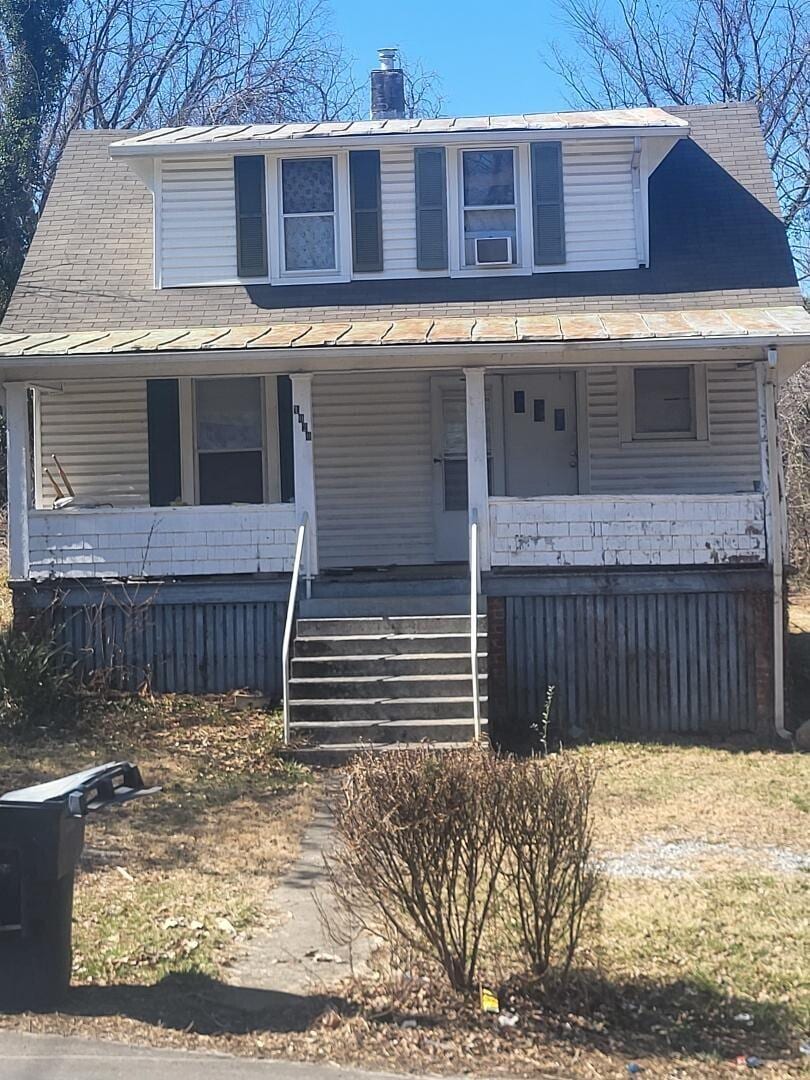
[195,377,264,504]
[634,367,694,435]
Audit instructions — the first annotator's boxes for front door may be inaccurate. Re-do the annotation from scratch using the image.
[503,371,578,495]
[431,377,503,562]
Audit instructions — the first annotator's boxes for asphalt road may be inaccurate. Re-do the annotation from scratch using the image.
[0,1031,427,1080]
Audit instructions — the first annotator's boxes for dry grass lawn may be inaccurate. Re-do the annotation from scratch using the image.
[2,738,807,1078]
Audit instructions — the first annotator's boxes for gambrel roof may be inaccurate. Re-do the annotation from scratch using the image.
[2,102,801,337]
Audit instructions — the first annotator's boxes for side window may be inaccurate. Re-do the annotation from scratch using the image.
[622,365,708,442]
[195,377,265,504]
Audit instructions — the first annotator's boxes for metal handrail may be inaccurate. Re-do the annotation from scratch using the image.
[469,509,482,743]
[282,512,308,746]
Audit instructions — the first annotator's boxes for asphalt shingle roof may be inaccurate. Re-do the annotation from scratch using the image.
[2,102,801,335]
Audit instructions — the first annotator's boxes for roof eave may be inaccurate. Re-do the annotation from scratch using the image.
[2,332,808,377]
[109,125,690,158]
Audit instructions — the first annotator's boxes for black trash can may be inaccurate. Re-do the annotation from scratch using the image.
[0,762,158,1012]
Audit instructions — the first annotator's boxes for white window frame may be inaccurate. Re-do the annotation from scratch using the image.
[447,144,533,278]
[178,375,282,505]
[267,150,352,286]
[618,364,709,446]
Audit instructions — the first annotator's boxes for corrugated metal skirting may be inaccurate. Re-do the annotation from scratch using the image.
[54,598,285,696]
[502,586,770,735]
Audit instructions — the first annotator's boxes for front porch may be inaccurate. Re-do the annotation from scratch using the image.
[3,342,785,745]
[10,357,772,583]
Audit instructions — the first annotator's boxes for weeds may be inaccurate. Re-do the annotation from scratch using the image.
[0,628,74,735]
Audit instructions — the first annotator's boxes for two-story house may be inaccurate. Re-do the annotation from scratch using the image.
[1,51,808,749]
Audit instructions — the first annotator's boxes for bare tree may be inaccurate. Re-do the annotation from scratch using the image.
[548,0,810,280]
[780,362,810,577]
[36,0,360,192]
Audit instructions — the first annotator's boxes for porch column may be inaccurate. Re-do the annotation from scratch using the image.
[290,373,318,577]
[464,368,491,571]
[5,383,30,580]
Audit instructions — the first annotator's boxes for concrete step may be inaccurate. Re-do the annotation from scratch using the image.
[289,696,488,723]
[288,717,486,745]
[294,632,486,657]
[310,576,468,600]
[296,615,486,638]
[291,652,488,678]
[289,672,487,700]
[299,595,474,618]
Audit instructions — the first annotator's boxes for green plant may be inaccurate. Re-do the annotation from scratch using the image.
[0,628,72,734]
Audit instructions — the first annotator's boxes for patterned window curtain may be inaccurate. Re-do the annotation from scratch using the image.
[282,158,336,271]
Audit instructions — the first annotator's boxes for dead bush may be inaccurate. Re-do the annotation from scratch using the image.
[496,754,600,982]
[328,746,507,993]
[328,746,601,996]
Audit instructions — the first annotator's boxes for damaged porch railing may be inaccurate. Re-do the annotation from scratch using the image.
[469,509,482,744]
[282,512,309,746]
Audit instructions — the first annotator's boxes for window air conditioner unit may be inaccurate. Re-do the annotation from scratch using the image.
[474,235,512,266]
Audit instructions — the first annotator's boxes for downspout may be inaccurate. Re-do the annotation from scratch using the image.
[631,137,645,265]
[764,347,791,741]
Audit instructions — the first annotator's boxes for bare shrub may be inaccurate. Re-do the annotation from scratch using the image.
[328,746,602,995]
[496,754,600,983]
[780,365,810,582]
[328,746,508,993]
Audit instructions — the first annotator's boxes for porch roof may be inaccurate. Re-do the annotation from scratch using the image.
[1,305,809,359]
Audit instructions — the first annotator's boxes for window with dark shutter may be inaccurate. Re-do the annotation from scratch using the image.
[146,379,182,506]
[415,147,448,270]
[234,155,268,277]
[349,150,383,272]
[530,142,565,265]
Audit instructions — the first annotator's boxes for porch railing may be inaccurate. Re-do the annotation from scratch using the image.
[469,509,482,744]
[282,512,309,746]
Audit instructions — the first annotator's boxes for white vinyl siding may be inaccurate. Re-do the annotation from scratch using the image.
[37,381,149,507]
[587,362,762,494]
[379,146,417,273]
[312,372,434,567]
[159,157,238,287]
[562,139,637,269]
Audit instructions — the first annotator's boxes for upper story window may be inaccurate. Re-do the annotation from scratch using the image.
[280,157,337,273]
[461,149,518,267]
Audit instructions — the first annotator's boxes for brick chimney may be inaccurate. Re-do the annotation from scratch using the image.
[370,48,406,120]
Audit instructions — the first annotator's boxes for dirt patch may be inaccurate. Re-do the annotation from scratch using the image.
[600,836,810,879]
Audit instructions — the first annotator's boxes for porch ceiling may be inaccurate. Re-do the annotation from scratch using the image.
[1,305,809,359]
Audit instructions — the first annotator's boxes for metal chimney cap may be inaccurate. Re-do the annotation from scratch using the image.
[377,47,399,71]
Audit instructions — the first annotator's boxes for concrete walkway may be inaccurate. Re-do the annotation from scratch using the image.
[0,1031,428,1080]
[225,791,374,1000]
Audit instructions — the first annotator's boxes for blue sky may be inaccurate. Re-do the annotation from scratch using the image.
[330,0,576,115]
